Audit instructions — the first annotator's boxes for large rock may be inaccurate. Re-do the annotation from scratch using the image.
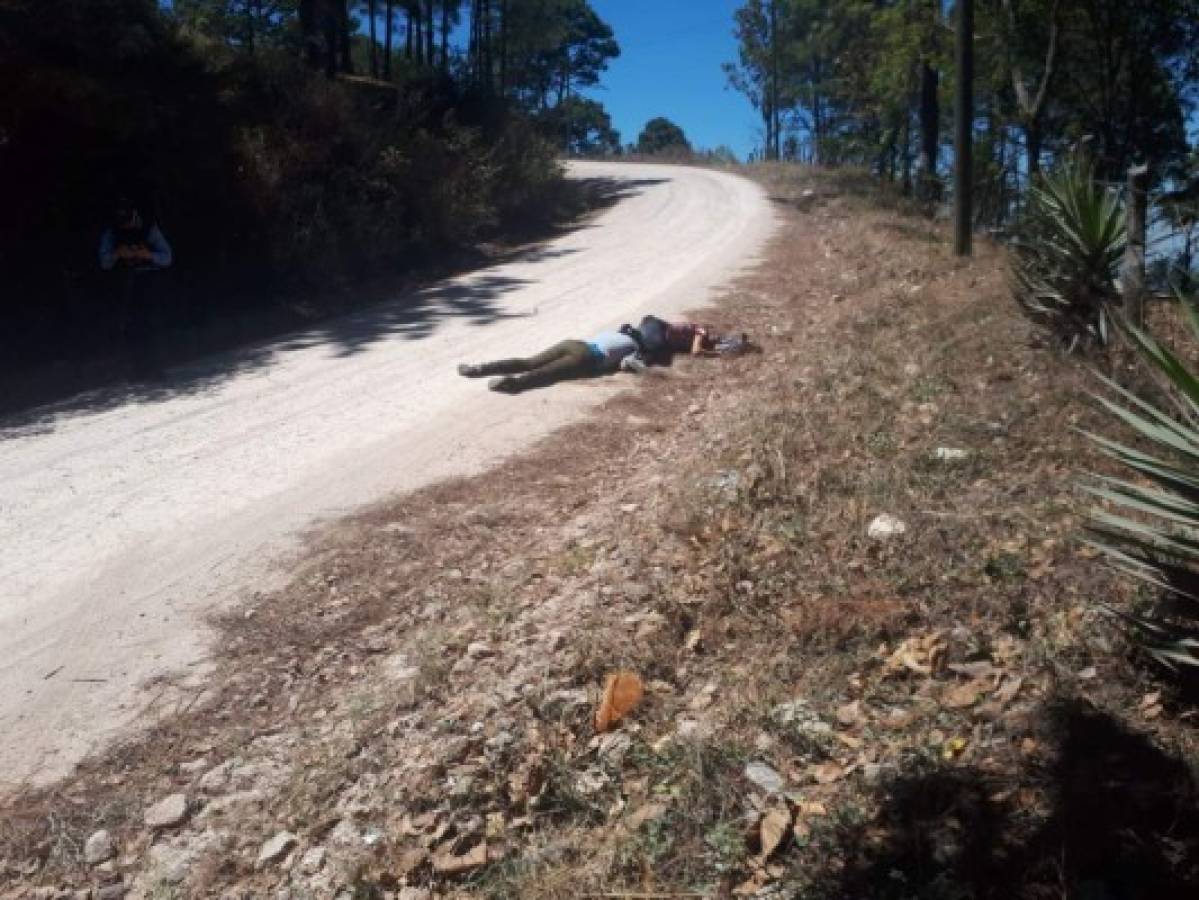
[143,794,189,829]
[84,829,115,865]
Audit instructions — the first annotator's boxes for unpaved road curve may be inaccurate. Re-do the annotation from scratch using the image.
[0,162,775,788]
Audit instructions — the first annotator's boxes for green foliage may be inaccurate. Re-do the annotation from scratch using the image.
[540,96,620,155]
[0,0,617,367]
[636,117,691,156]
[1082,291,1199,669]
[1011,157,1127,349]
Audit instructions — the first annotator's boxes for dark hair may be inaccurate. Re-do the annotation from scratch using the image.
[619,323,645,352]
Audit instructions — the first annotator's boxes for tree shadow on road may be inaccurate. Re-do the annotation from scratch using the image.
[0,175,671,436]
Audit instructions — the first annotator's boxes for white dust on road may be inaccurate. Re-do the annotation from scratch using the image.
[0,162,775,787]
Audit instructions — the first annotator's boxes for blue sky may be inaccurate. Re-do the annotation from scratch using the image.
[582,0,760,159]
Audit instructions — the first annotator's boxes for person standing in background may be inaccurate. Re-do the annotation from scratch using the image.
[99,196,173,378]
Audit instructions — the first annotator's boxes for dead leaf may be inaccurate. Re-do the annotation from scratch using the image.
[431,841,488,876]
[810,762,846,784]
[947,661,1002,680]
[836,700,864,727]
[942,677,992,709]
[628,802,667,829]
[942,736,969,760]
[883,631,947,677]
[393,848,429,876]
[595,671,644,733]
[756,805,792,863]
[993,675,1023,706]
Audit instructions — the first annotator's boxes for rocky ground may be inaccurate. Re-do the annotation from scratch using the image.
[3,166,1199,899]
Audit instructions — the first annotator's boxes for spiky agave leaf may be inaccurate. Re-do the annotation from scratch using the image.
[1013,156,1126,348]
[1083,289,1199,668]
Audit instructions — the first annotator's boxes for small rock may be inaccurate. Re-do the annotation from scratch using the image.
[84,829,115,865]
[95,886,127,900]
[932,447,969,461]
[867,513,907,540]
[465,642,494,660]
[299,846,326,874]
[143,794,189,829]
[674,717,714,743]
[623,582,653,603]
[744,761,786,795]
[179,758,209,775]
[148,843,193,885]
[256,831,297,868]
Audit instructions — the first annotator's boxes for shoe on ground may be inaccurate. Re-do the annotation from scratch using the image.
[488,376,521,394]
[457,363,483,377]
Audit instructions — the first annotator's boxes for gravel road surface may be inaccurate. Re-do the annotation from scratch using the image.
[0,161,775,787]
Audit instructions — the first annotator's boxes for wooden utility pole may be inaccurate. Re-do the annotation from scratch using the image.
[954,0,974,256]
[1122,163,1150,328]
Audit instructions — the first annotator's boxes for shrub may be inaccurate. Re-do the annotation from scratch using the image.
[1012,157,1127,350]
[1082,289,1199,669]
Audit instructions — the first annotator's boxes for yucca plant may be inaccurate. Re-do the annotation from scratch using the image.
[1013,157,1127,350]
[1082,289,1199,669]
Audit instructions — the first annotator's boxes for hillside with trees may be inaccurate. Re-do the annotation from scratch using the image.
[0,0,620,374]
[726,0,1198,221]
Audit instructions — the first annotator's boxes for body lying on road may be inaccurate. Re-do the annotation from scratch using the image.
[456,315,754,394]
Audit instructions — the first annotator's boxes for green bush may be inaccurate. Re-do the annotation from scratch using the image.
[1012,157,1127,350]
[0,0,568,367]
[1082,290,1199,669]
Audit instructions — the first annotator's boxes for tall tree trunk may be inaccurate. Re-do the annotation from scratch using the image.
[384,0,394,79]
[413,4,423,63]
[337,0,353,73]
[469,0,478,83]
[368,0,378,77]
[425,0,435,68]
[405,5,414,59]
[299,0,321,67]
[1002,0,1059,180]
[768,0,780,161]
[901,109,913,196]
[499,0,508,94]
[440,0,450,72]
[482,0,493,92]
[917,59,940,202]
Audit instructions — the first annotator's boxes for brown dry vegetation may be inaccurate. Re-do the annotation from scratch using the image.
[4,165,1199,899]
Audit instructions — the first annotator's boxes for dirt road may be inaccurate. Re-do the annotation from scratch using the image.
[0,162,775,788]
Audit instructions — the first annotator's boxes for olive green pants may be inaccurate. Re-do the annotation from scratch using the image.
[476,339,598,389]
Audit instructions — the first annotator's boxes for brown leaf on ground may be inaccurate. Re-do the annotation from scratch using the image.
[810,762,846,784]
[756,804,793,864]
[431,841,488,876]
[628,802,667,829]
[836,699,864,727]
[942,677,994,709]
[595,671,644,733]
[883,631,947,677]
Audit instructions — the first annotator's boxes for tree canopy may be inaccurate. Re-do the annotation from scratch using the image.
[636,117,691,155]
[727,0,1199,218]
